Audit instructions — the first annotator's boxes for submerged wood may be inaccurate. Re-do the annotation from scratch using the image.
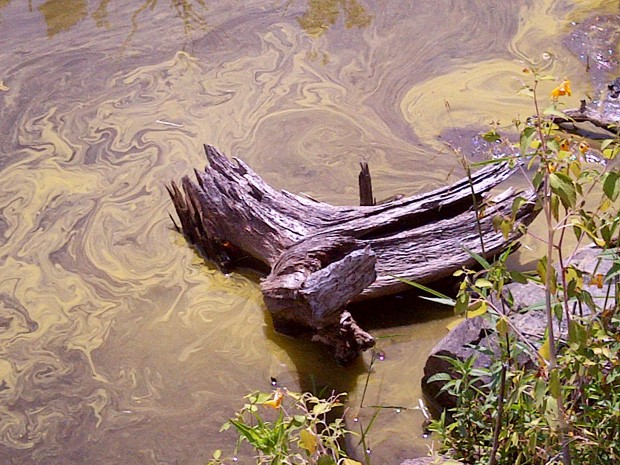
[169,145,539,363]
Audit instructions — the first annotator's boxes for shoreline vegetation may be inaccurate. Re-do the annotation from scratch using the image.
[419,71,620,464]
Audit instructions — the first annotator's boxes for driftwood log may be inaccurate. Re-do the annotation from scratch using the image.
[169,145,539,363]
[553,105,620,139]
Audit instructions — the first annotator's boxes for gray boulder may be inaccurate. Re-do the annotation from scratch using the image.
[421,245,613,411]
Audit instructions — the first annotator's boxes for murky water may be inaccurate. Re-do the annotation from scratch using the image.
[0,1,616,464]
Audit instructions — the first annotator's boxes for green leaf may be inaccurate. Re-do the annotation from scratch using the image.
[481,130,501,142]
[536,257,557,294]
[463,246,491,269]
[510,270,528,284]
[601,224,612,246]
[601,139,615,151]
[318,455,338,465]
[604,261,620,282]
[581,290,596,310]
[341,459,363,465]
[312,402,331,416]
[469,367,490,378]
[467,302,487,318]
[553,302,563,320]
[547,137,561,153]
[229,418,262,446]
[254,391,273,404]
[603,146,620,159]
[455,292,470,316]
[549,369,561,398]
[603,171,620,201]
[568,319,587,347]
[550,192,560,221]
[391,275,455,305]
[564,266,583,297]
[517,85,535,98]
[500,219,511,239]
[534,378,546,406]
[511,196,527,218]
[212,449,222,460]
[496,316,509,337]
[520,126,538,156]
[569,160,581,178]
[474,278,493,288]
[492,214,503,233]
[299,428,318,454]
[549,172,576,209]
[532,169,544,190]
[538,330,551,366]
[419,296,458,306]
[426,372,453,383]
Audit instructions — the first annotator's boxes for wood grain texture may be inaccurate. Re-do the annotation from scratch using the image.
[169,144,539,363]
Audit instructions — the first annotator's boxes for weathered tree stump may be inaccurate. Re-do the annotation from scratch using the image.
[169,145,538,363]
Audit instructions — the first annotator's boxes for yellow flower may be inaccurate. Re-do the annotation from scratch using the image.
[578,141,589,154]
[263,389,283,409]
[550,79,571,99]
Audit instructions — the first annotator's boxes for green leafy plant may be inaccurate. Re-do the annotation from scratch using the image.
[428,316,620,464]
[424,70,620,465]
[207,389,362,465]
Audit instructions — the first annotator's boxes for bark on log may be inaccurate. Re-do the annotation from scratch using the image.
[552,107,619,138]
[169,144,539,363]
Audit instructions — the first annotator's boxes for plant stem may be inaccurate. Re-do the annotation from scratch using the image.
[489,362,507,465]
[557,227,573,324]
[534,79,572,465]
[463,156,486,256]
[359,350,377,409]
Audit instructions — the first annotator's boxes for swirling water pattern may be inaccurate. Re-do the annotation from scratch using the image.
[0,1,604,464]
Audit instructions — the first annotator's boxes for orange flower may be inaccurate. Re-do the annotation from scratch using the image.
[578,141,589,154]
[557,137,570,151]
[550,79,572,99]
[589,274,604,289]
[263,389,283,409]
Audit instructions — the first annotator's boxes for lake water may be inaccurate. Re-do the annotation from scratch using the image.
[0,1,615,464]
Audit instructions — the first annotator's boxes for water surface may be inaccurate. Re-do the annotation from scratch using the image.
[0,1,613,464]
